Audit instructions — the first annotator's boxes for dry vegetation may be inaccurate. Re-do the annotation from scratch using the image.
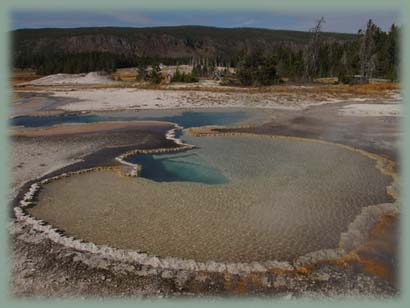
[14,80,399,96]
[11,70,44,86]
[12,68,399,100]
[112,68,137,81]
[347,82,400,94]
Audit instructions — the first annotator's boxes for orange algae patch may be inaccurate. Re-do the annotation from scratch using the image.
[333,214,398,282]
[370,214,396,238]
[247,273,263,288]
[359,258,392,281]
[223,273,263,294]
[340,252,393,282]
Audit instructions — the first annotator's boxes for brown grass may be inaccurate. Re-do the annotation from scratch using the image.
[112,71,137,82]
[11,70,43,87]
[345,82,400,94]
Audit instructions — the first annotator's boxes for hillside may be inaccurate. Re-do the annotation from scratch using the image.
[12,26,357,60]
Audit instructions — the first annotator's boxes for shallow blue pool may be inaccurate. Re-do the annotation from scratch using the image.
[11,111,249,129]
[127,151,229,185]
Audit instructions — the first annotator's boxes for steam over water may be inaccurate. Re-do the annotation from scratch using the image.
[30,136,393,262]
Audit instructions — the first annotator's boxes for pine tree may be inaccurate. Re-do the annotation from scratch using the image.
[359,19,380,80]
[150,63,162,84]
[386,24,399,81]
[137,62,148,81]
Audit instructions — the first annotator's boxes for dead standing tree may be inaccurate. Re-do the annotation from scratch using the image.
[359,19,378,82]
[303,17,325,81]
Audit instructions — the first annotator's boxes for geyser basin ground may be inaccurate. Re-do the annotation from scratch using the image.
[29,135,393,263]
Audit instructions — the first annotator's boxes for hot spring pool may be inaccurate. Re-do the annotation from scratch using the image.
[29,135,393,262]
[11,110,250,128]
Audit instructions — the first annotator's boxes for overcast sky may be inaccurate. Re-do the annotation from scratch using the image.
[11,10,400,33]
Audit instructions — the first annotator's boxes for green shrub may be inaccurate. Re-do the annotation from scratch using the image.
[171,69,199,83]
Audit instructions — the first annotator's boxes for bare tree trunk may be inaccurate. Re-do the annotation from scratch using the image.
[303,17,325,81]
[359,19,378,82]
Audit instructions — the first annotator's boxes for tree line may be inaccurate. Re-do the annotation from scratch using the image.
[13,19,399,85]
[233,19,399,86]
[13,52,192,75]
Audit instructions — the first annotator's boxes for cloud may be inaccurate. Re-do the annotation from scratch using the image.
[240,19,257,26]
[108,12,156,25]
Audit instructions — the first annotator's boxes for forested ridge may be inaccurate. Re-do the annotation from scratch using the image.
[12,21,399,83]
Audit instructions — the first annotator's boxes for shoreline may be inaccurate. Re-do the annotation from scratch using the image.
[115,123,194,174]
